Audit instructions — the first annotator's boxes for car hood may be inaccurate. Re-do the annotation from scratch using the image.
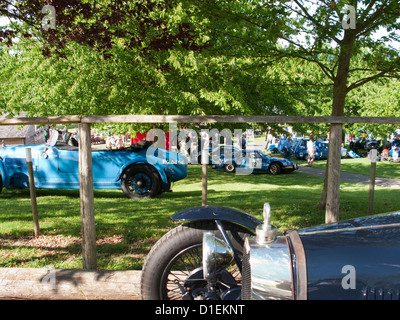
[299,211,400,235]
[1,144,45,157]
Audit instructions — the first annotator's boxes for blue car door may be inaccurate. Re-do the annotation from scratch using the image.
[37,146,64,188]
[91,150,124,189]
[56,147,80,188]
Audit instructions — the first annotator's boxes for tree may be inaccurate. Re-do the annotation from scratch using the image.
[0,0,303,135]
[269,0,400,222]
[197,0,400,221]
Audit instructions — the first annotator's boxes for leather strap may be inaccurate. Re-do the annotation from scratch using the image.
[286,230,308,300]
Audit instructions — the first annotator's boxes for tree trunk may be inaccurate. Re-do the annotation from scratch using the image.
[321,33,355,223]
[325,123,343,223]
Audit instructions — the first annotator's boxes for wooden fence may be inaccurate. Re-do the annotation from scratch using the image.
[1,114,400,269]
[2,114,400,125]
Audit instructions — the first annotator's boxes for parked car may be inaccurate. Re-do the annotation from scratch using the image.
[203,146,298,174]
[197,145,242,168]
[268,140,284,154]
[141,203,400,300]
[350,137,381,154]
[234,149,298,174]
[292,138,348,160]
[0,131,188,199]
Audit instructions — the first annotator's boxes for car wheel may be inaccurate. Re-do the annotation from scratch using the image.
[141,221,252,300]
[224,163,236,173]
[269,162,282,175]
[121,165,161,199]
[0,172,3,194]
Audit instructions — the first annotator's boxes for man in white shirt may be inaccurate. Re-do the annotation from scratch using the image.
[307,137,316,167]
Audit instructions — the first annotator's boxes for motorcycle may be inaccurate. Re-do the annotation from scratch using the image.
[140,205,262,300]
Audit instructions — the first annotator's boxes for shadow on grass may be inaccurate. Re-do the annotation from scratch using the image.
[1,164,399,269]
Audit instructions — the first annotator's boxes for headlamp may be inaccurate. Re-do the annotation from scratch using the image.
[202,232,234,283]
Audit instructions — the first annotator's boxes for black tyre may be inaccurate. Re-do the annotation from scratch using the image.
[223,163,236,173]
[140,221,252,300]
[0,172,3,194]
[269,162,282,175]
[121,164,161,199]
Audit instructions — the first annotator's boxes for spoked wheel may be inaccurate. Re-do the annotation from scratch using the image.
[121,165,160,199]
[161,243,204,300]
[141,221,252,300]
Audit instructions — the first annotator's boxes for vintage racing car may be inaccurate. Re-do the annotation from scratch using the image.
[141,203,400,300]
[0,131,188,199]
[212,147,298,175]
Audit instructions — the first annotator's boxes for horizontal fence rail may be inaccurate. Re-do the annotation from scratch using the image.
[1,115,400,125]
[1,113,398,271]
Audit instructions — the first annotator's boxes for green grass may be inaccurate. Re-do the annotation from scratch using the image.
[1,164,399,270]
[310,157,400,179]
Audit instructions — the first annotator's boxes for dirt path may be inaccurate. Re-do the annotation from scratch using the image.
[298,165,400,189]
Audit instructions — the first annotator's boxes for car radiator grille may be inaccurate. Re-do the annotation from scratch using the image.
[241,245,252,300]
[363,287,400,300]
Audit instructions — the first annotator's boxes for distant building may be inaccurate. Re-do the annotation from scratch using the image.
[0,113,45,146]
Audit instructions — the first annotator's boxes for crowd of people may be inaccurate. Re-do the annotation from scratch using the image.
[265,128,400,164]
[49,125,397,166]
[105,134,128,150]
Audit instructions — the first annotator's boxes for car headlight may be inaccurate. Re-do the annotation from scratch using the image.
[202,232,234,283]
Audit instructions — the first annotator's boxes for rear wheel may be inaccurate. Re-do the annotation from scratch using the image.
[121,165,161,199]
[224,163,236,173]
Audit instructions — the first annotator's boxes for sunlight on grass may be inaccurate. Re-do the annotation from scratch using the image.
[310,158,400,179]
[1,164,399,270]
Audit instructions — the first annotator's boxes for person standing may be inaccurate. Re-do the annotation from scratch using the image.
[283,136,292,160]
[106,134,114,151]
[265,131,273,149]
[307,137,316,167]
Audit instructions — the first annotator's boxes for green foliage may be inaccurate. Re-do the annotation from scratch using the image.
[0,0,399,134]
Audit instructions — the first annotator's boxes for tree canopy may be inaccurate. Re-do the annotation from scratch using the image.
[1,0,400,221]
[1,1,398,127]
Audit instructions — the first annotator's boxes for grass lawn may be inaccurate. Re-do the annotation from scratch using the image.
[311,157,400,179]
[1,163,400,270]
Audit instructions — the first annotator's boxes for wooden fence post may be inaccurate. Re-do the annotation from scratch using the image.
[202,164,208,206]
[78,123,97,270]
[368,149,377,215]
[25,148,40,237]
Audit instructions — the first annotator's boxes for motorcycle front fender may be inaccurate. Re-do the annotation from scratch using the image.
[171,206,262,233]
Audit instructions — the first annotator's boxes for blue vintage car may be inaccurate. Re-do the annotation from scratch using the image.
[209,147,298,174]
[0,131,188,199]
[292,138,348,160]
